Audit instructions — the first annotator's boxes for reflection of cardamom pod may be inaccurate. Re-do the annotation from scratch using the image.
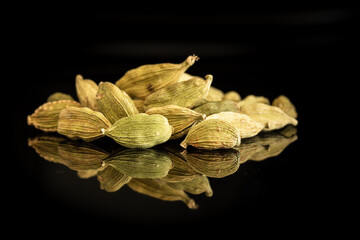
[28,135,67,163]
[127,178,198,209]
[57,106,111,142]
[146,105,206,140]
[27,100,81,132]
[144,75,212,110]
[97,166,132,192]
[75,74,99,110]
[105,113,173,148]
[272,95,298,119]
[47,92,74,102]
[96,81,138,124]
[180,119,241,150]
[105,148,173,179]
[116,55,199,99]
[168,175,213,197]
[193,100,239,116]
[206,112,263,138]
[239,103,298,131]
[182,148,240,178]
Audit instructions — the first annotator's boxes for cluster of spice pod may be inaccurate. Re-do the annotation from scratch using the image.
[27,55,298,150]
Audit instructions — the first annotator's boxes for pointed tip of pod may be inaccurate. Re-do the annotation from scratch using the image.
[185,54,200,66]
[27,115,32,126]
[180,139,187,149]
[75,74,83,83]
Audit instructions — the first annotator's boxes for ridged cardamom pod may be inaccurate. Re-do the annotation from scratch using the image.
[104,113,173,148]
[223,91,241,102]
[272,95,298,119]
[206,112,264,138]
[105,148,173,179]
[146,105,206,140]
[239,103,298,131]
[205,86,225,101]
[193,100,239,116]
[237,95,270,108]
[27,100,81,132]
[96,81,139,124]
[75,74,99,110]
[47,92,74,102]
[144,75,213,110]
[116,55,199,99]
[97,166,132,192]
[57,106,112,141]
[127,178,198,209]
[180,119,241,150]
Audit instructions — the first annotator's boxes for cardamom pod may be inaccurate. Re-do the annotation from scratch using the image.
[57,106,112,142]
[75,74,99,110]
[105,148,173,179]
[193,100,239,116]
[47,92,74,102]
[132,99,145,113]
[237,95,270,109]
[206,112,264,138]
[223,90,241,102]
[27,100,81,132]
[205,86,225,101]
[239,103,298,131]
[116,55,199,99]
[146,105,206,140]
[96,81,139,124]
[104,113,173,148]
[272,95,298,119]
[180,119,241,150]
[97,166,132,192]
[127,178,198,209]
[144,75,213,110]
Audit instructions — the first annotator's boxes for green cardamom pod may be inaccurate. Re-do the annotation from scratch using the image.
[144,75,213,110]
[193,100,239,116]
[75,74,99,110]
[116,55,199,99]
[47,92,74,102]
[96,81,139,124]
[237,95,270,108]
[104,113,173,148]
[223,90,241,102]
[272,95,298,119]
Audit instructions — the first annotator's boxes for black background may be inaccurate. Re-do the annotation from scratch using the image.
[10,7,356,233]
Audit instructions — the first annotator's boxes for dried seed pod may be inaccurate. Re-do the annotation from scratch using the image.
[168,175,213,197]
[239,103,298,131]
[182,148,241,178]
[144,75,213,110]
[75,74,99,110]
[96,81,139,124]
[193,100,239,116]
[146,105,206,140]
[178,72,203,82]
[47,92,74,102]
[237,95,270,108]
[104,113,173,148]
[105,148,173,179]
[272,95,298,119]
[223,91,241,102]
[57,106,112,142]
[132,99,145,113]
[116,55,199,99]
[97,166,132,192]
[206,112,264,138]
[205,86,225,101]
[127,178,198,209]
[27,100,81,132]
[180,119,241,150]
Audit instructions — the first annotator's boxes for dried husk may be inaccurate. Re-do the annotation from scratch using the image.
[116,55,199,99]
[239,103,298,131]
[180,119,241,150]
[47,92,74,102]
[27,100,81,132]
[182,148,240,178]
[105,148,173,179]
[127,178,198,209]
[96,81,139,124]
[146,105,206,140]
[97,166,132,192]
[237,95,270,108]
[75,74,99,110]
[206,112,264,138]
[206,86,225,101]
[168,175,213,197]
[223,91,241,102]
[272,95,298,119]
[105,113,173,148]
[144,75,213,110]
[132,99,145,113]
[57,106,112,142]
[193,100,239,116]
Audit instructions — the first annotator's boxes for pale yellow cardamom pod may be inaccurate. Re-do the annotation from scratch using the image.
[193,100,239,116]
[75,74,99,110]
[144,75,213,110]
[96,81,139,124]
[27,100,81,132]
[272,95,298,119]
[206,86,225,101]
[116,55,199,99]
[239,103,298,131]
[47,92,74,102]
[146,105,206,140]
[57,106,112,141]
[237,95,270,108]
[206,112,264,138]
[223,90,241,102]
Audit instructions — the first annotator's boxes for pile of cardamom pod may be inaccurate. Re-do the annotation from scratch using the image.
[27,55,298,150]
